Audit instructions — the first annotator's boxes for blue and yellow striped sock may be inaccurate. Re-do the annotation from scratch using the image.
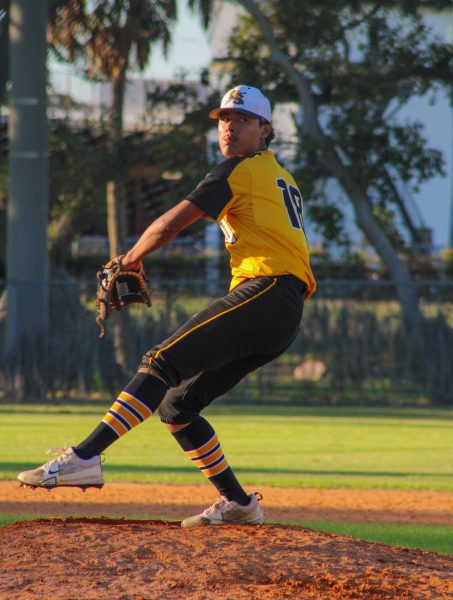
[171,416,250,506]
[74,373,167,459]
[102,389,154,436]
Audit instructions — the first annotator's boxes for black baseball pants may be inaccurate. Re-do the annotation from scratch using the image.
[139,274,306,423]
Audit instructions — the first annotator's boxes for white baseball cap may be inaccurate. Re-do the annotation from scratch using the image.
[209,85,272,123]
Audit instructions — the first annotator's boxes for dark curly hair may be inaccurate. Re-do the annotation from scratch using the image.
[259,118,275,148]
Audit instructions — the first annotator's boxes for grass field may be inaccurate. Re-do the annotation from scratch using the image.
[1,403,452,553]
[2,403,452,489]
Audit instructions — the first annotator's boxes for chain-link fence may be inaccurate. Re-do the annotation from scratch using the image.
[1,279,452,405]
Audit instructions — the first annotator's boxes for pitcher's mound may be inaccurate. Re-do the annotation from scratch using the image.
[1,518,452,599]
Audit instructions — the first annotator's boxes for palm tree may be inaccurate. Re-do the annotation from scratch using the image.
[48,0,178,253]
[48,0,211,370]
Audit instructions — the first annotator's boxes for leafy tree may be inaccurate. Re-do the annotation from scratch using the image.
[46,84,214,273]
[47,121,110,269]
[230,0,453,401]
[138,80,216,205]
[47,0,212,369]
[48,0,178,258]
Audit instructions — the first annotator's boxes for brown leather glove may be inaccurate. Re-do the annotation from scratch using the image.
[95,256,151,337]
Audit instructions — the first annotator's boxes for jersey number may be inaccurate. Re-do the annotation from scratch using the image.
[277,178,306,234]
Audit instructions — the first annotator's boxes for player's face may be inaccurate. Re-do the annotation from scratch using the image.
[217,110,271,157]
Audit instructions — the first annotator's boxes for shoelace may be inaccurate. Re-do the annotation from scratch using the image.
[204,493,263,516]
[204,497,232,516]
[42,447,71,469]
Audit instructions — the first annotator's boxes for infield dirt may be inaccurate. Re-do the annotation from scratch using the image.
[0,483,452,599]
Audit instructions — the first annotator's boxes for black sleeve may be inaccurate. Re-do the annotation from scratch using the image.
[186,156,243,220]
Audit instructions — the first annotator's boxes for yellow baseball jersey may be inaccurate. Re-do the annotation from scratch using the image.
[187,150,316,299]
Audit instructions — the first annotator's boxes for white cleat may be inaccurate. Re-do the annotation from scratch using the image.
[181,493,265,528]
[18,447,104,490]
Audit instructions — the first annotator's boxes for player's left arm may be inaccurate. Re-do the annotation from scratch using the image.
[121,199,205,270]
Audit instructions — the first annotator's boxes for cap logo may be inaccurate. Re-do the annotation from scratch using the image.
[209,85,271,122]
[227,89,245,105]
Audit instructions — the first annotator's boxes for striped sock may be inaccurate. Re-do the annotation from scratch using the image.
[102,389,154,436]
[171,416,250,506]
[74,373,167,459]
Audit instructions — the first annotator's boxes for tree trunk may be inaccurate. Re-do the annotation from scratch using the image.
[240,0,429,370]
[48,205,99,268]
[107,72,132,372]
[344,182,426,348]
[106,178,127,258]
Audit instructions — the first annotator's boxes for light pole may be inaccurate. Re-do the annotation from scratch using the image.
[449,88,453,247]
[5,0,49,395]
[449,20,453,248]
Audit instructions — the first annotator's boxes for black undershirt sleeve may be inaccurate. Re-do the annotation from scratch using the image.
[186,156,243,220]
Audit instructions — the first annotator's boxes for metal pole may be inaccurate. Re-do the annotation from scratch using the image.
[5,0,49,355]
[448,20,453,248]
[449,85,453,247]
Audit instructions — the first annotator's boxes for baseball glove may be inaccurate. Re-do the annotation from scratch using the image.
[95,257,152,337]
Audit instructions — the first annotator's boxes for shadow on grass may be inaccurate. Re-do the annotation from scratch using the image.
[2,461,452,479]
[0,407,108,417]
[1,404,453,421]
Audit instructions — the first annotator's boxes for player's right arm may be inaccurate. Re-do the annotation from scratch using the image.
[122,156,243,270]
[121,199,205,270]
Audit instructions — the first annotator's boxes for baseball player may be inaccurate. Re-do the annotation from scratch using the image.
[18,85,316,527]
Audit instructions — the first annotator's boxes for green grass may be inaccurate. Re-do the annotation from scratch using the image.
[283,521,453,555]
[2,404,452,554]
[1,403,452,490]
[0,515,37,527]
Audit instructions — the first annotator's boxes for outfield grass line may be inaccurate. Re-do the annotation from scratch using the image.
[1,514,451,554]
[0,514,179,527]
[1,403,453,420]
[280,520,453,555]
[3,461,452,479]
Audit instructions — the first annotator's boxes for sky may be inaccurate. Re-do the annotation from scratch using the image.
[50,1,211,85]
[142,1,211,79]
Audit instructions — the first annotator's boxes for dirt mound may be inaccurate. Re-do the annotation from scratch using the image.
[1,518,452,599]
[2,484,453,598]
